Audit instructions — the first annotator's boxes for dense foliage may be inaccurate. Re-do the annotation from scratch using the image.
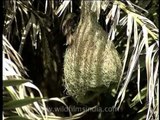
[3,0,158,120]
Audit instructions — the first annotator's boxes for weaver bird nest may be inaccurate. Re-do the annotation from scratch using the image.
[63,1,122,104]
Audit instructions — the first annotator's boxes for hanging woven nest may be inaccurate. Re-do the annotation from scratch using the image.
[63,1,122,104]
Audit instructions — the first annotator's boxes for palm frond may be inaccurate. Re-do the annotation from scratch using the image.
[3,0,158,119]
[3,34,95,120]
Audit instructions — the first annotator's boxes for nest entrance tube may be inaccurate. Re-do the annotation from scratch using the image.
[63,1,122,104]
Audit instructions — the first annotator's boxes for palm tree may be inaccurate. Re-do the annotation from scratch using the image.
[3,0,158,119]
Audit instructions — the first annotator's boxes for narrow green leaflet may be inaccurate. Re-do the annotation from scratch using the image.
[3,79,31,87]
[3,97,42,110]
[129,87,147,108]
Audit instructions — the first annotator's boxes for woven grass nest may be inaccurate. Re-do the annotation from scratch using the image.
[63,1,122,104]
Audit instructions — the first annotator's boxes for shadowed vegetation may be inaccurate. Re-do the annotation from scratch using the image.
[3,0,158,119]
